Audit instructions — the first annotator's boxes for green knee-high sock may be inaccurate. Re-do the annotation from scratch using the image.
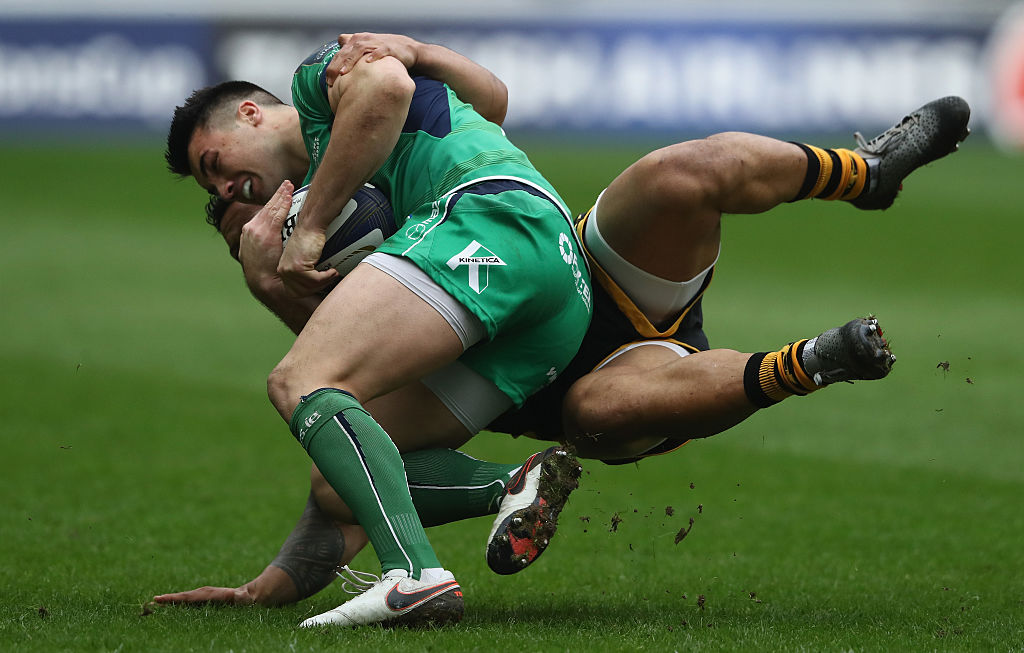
[403,449,521,527]
[290,388,440,578]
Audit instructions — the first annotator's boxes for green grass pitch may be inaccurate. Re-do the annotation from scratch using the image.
[1,136,1022,651]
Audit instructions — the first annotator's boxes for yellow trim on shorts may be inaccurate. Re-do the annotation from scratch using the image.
[643,438,692,460]
[576,210,713,340]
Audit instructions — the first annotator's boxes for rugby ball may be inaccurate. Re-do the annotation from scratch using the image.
[281,184,396,276]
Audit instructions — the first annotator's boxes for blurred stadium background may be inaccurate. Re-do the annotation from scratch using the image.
[3,0,1024,146]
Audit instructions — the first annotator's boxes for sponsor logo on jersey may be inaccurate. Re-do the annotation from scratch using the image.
[447,240,506,294]
[545,366,559,385]
[309,137,323,169]
[295,42,337,70]
[405,222,427,240]
[558,232,591,311]
[403,200,443,243]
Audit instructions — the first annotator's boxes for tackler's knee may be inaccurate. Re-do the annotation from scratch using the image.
[635,138,740,211]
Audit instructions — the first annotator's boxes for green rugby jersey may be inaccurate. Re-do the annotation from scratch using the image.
[291,42,567,221]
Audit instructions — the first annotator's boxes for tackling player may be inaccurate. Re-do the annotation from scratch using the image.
[156,33,969,619]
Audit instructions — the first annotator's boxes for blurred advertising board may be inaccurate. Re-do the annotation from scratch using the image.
[0,20,212,133]
[987,3,1024,149]
[213,20,985,136]
[0,14,1013,143]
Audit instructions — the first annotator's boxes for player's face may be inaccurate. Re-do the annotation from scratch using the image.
[188,120,291,206]
[218,202,261,261]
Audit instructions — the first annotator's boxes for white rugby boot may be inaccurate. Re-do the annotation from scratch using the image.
[298,568,463,629]
[850,96,971,210]
[486,446,582,575]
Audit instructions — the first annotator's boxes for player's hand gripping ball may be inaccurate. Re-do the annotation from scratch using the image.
[281,184,396,276]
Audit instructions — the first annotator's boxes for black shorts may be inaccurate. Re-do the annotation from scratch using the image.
[487,210,712,464]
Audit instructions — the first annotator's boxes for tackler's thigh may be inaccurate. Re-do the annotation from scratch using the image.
[590,143,725,282]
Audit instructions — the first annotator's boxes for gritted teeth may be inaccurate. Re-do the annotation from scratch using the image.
[241,178,253,201]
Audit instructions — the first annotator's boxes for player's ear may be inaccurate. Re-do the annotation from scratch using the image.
[237,100,262,126]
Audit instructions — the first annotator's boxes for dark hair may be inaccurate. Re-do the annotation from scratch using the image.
[165,81,284,177]
[204,193,231,232]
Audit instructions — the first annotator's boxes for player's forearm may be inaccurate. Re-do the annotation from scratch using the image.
[297,59,412,237]
[252,288,318,335]
[241,270,319,335]
[412,43,508,125]
[240,565,302,607]
[265,490,348,604]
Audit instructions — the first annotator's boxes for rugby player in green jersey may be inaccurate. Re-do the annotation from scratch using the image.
[168,34,596,627]
[159,33,969,620]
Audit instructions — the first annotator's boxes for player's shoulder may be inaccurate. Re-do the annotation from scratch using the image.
[404,76,503,139]
[402,76,455,137]
[294,41,339,73]
[292,42,338,115]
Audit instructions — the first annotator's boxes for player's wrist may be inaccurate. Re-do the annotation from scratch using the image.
[290,209,329,239]
[292,222,327,238]
[252,566,303,606]
[411,42,449,76]
[246,583,285,607]
[246,272,289,303]
[399,36,421,69]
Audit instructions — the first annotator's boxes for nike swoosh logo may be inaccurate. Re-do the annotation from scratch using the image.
[385,580,460,612]
[505,452,541,496]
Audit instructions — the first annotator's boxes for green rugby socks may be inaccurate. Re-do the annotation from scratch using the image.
[403,449,520,526]
[290,388,441,578]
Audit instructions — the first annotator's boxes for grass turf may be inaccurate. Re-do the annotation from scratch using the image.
[1,139,1022,651]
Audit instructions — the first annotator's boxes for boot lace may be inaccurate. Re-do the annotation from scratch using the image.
[335,565,380,595]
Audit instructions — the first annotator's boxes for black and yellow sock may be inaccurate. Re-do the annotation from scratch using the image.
[743,340,820,408]
[789,143,869,202]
